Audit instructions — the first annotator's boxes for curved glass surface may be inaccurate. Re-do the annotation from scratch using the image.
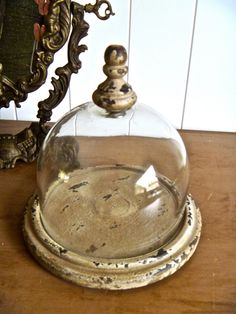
[37,102,189,259]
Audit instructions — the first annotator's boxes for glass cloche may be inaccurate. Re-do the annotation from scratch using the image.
[23,45,201,290]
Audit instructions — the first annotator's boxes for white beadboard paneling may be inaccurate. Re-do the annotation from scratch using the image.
[16,35,71,122]
[70,0,130,109]
[128,0,196,129]
[2,0,235,132]
[183,0,236,132]
[0,102,16,120]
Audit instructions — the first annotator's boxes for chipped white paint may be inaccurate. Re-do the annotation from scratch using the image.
[23,194,201,290]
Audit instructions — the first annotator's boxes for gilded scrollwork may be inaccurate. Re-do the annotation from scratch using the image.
[84,0,114,20]
[0,122,39,169]
[37,0,115,127]
[0,0,71,108]
[43,0,70,51]
[37,2,89,125]
[0,0,114,169]
[18,0,71,96]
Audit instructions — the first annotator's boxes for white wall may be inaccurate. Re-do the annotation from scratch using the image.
[0,0,236,132]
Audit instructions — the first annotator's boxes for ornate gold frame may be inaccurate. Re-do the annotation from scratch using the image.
[0,0,114,169]
[0,0,71,108]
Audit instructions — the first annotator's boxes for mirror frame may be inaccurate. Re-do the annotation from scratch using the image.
[0,0,114,169]
[0,0,71,108]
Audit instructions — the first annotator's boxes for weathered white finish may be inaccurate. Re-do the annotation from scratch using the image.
[0,0,236,132]
[24,193,201,290]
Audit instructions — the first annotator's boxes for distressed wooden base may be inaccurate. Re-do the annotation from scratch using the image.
[23,194,202,290]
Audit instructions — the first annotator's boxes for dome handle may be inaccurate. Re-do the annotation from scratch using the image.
[92,45,137,115]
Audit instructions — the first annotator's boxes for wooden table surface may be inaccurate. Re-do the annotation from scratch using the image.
[0,120,235,314]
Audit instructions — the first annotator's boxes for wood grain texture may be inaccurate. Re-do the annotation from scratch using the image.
[0,121,235,314]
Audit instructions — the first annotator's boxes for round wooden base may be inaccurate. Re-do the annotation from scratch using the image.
[23,194,201,290]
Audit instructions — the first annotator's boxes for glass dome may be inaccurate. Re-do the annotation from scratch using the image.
[23,45,201,290]
[37,100,189,259]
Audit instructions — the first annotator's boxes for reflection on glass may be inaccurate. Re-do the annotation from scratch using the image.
[135,165,160,196]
